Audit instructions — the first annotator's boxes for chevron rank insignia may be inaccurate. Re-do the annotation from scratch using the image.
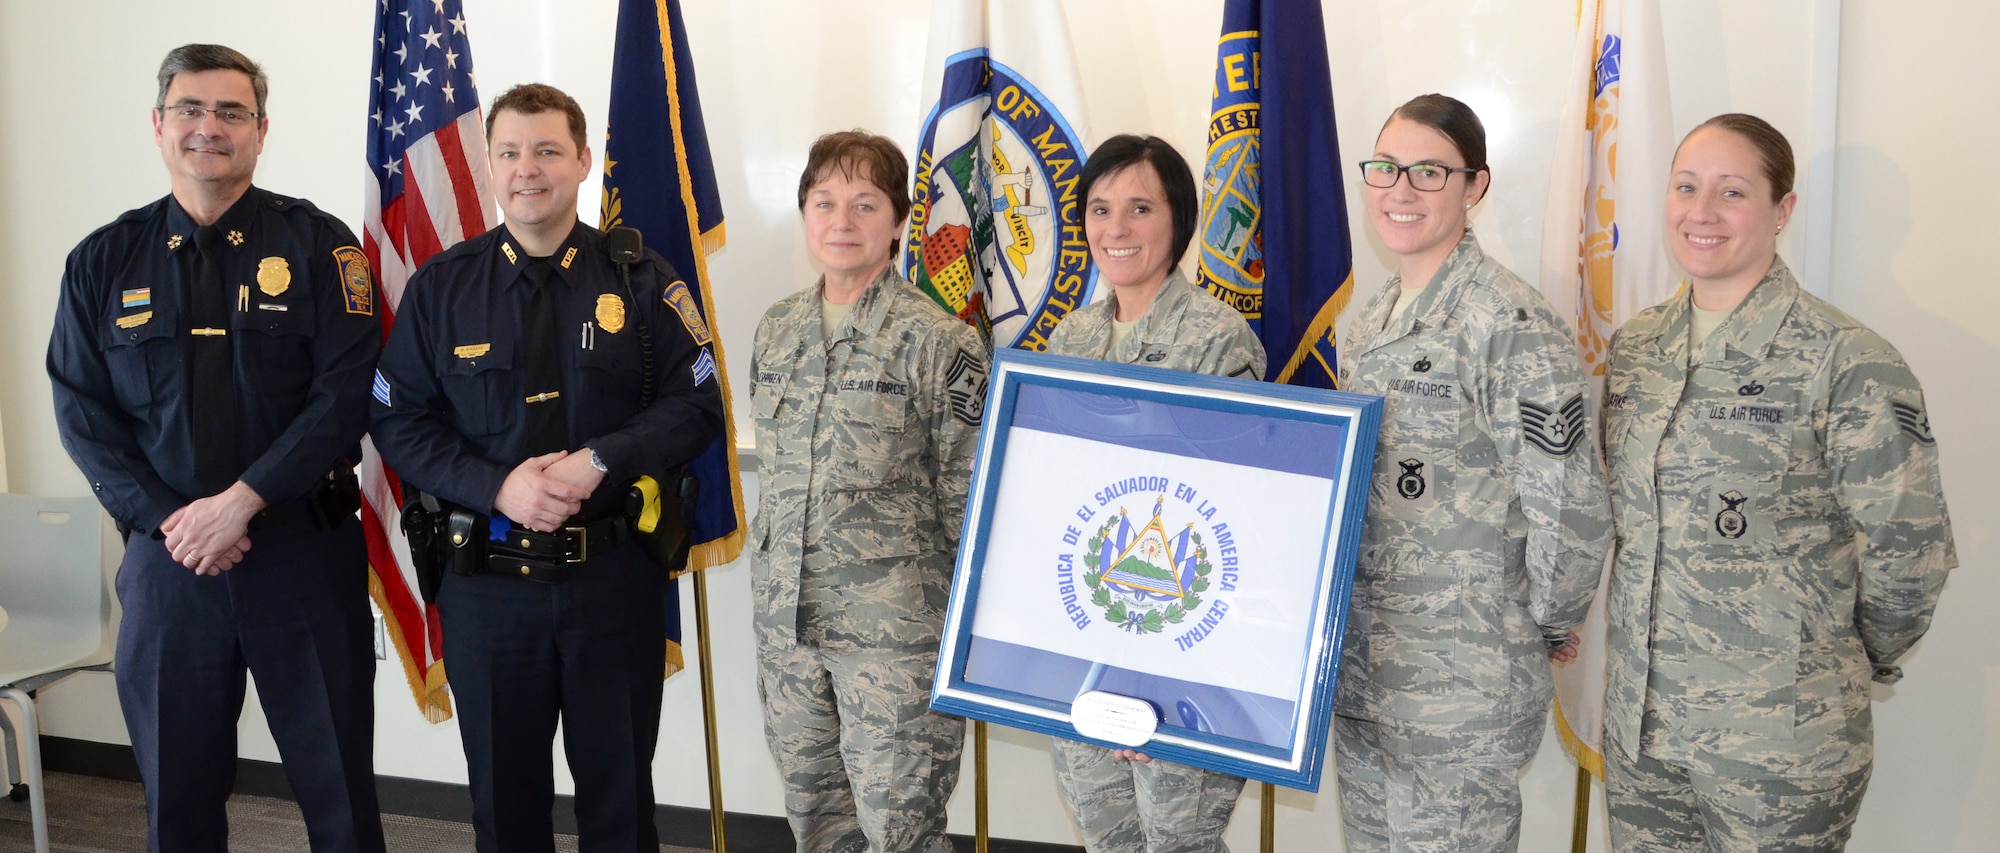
[1892,401,1935,445]
[1521,393,1586,457]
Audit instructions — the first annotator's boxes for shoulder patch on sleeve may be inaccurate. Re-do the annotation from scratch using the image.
[1521,392,1586,457]
[662,279,714,346]
[333,246,374,316]
[945,348,988,426]
[1892,401,1935,445]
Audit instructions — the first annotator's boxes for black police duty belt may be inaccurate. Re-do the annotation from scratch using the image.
[484,512,635,584]
[250,468,362,532]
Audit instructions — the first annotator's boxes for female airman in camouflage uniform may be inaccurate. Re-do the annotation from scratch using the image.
[1046,135,1265,852]
[749,131,988,853]
[1333,94,1613,852]
[1600,114,1956,851]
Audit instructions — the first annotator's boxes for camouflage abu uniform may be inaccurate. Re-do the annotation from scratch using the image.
[749,269,988,853]
[1600,258,1955,851]
[1046,268,1265,853]
[1333,232,1612,852]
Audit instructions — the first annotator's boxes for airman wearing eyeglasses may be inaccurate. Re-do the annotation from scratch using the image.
[48,43,386,852]
[1331,94,1612,852]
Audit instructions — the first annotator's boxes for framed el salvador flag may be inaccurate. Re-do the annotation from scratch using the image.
[932,348,1381,790]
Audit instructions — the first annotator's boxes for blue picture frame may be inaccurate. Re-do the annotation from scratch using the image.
[932,348,1382,791]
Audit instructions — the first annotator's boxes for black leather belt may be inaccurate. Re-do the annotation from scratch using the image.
[485,515,632,584]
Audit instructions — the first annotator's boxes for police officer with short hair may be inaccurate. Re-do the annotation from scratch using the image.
[48,43,386,852]
[369,82,723,851]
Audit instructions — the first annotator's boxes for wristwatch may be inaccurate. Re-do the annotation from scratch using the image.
[587,448,609,473]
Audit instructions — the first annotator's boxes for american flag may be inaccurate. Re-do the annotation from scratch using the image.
[361,0,497,721]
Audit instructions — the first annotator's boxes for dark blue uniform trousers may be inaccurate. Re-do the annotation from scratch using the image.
[439,541,667,853]
[114,516,383,853]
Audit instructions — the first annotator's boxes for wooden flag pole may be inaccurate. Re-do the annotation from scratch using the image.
[1571,765,1592,853]
[975,720,990,853]
[1260,781,1276,852]
[693,570,728,852]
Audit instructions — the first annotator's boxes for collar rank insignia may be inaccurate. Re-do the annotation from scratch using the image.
[332,246,374,315]
[501,242,518,264]
[1413,357,1432,373]
[166,234,184,251]
[1891,401,1935,445]
[560,247,578,270]
[1521,393,1586,457]
[1738,381,1765,396]
[256,257,290,296]
[662,279,714,346]
[226,230,245,247]
[595,293,627,334]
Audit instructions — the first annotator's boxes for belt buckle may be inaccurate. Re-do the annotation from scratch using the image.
[564,526,588,563]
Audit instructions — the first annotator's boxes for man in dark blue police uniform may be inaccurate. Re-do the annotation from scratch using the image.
[46,44,386,852]
[369,83,724,851]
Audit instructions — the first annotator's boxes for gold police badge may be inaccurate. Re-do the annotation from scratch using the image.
[257,257,291,296]
[596,293,627,334]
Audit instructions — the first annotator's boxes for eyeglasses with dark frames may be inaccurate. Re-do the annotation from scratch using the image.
[1356,160,1479,192]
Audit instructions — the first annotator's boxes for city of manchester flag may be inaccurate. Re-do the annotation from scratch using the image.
[1539,0,1676,776]
[361,0,497,721]
[602,0,741,676]
[908,0,1096,352]
[1198,0,1354,388]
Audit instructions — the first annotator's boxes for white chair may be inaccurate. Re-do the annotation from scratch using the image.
[0,494,113,853]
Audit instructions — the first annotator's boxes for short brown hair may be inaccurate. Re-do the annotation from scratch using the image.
[157,44,268,116]
[486,83,588,154]
[1681,113,1795,202]
[796,130,911,225]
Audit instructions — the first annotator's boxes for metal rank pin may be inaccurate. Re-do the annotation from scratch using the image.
[226,230,246,247]
[167,234,184,250]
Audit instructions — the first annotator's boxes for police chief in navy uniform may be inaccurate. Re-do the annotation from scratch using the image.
[369,83,724,852]
[47,44,386,852]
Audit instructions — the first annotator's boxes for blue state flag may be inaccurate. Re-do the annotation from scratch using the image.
[1197,0,1354,388]
[602,0,742,675]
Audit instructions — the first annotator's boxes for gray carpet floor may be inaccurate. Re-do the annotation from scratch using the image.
[0,772,709,852]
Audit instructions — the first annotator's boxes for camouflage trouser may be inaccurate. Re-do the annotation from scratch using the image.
[1333,714,1543,852]
[1050,737,1246,852]
[1605,745,1870,852]
[757,640,964,853]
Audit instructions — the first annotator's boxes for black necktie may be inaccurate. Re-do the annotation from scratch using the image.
[521,260,567,456]
[189,225,238,493]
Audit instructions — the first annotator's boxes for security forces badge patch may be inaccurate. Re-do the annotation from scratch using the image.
[333,246,374,316]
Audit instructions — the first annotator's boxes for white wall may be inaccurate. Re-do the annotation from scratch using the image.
[2,1,1993,849]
